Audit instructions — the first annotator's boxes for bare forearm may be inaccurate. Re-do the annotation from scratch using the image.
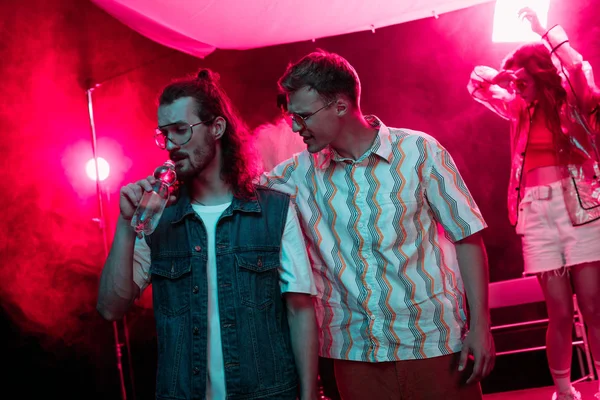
[286,293,318,400]
[455,232,491,328]
[96,216,139,321]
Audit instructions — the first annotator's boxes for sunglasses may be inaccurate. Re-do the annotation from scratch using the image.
[277,94,334,130]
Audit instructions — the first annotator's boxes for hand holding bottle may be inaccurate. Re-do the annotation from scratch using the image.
[121,160,178,237]
[119,175,159,221]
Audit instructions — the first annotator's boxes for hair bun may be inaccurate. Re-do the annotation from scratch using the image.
[197,68,220,83]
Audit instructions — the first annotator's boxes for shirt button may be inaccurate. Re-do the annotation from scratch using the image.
[194,245,202,252]
[193,286,199,294]
[193,367,200,375]
[193,326,199,335]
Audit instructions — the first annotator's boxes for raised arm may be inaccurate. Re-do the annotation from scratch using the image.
[468,65,521,121]
[96,177,160,320]
[521,7,598,114]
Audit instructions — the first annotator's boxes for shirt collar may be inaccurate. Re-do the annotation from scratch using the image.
[171,185,261,224]
[313,115,394,169]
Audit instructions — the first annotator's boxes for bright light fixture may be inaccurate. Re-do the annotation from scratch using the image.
[492,0,550,43]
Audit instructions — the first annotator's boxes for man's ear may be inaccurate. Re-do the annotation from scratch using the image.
[211,116,227,140]
[335,97,349,117]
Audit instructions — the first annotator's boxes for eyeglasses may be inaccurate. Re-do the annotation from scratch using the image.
[154,118,215,150]
[286,102,334,131]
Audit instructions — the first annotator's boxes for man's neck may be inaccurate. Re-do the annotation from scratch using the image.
[332,113,378,160]
[188,154,233,206]
[188,176,233,206]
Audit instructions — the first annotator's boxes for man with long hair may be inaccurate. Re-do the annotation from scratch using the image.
[261,49,496,399]
[468,8,600,400]
[97,69,318,400]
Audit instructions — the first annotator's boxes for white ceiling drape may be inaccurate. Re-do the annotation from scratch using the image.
[92,0,493,58]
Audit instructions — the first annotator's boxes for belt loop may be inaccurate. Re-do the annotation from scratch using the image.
[533,185,552,200]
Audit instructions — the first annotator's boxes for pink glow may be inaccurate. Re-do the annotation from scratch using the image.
[62,138,132,199]
[492,0,550,43]
[86,157,110,181]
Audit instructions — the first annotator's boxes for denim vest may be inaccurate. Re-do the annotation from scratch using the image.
[145,185,298,400]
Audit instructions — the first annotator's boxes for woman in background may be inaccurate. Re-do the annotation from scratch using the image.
[468,7,600,400]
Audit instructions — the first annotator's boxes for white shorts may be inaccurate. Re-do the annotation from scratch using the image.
[515,181,600,275]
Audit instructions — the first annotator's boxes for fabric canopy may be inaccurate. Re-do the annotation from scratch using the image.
[93,0,493,58]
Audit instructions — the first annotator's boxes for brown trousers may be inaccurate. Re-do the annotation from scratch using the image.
[332,353,482,400]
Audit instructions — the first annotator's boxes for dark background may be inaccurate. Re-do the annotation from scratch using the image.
[1,0,598,398]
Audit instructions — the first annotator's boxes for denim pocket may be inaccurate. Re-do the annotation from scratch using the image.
[235,251,279,309]
[151,258,192,316]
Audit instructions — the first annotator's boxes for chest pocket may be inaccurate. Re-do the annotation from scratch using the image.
[235,251,280,309]
[150,258,192,316]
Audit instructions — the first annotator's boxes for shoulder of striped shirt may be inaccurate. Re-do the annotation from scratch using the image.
[387,127,442,148]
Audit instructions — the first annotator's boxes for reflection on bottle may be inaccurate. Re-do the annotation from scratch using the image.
[131,160,177,237]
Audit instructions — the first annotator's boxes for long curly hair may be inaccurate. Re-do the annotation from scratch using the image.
[502,42,567,135]
[158,68,261,199]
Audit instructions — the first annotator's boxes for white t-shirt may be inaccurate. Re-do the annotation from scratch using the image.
[132,200,316,399]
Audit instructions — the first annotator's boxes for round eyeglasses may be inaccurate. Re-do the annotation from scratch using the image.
[286,102,333,131]
[154,118,215,149]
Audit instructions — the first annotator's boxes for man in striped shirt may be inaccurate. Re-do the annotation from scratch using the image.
[260,50,495,399]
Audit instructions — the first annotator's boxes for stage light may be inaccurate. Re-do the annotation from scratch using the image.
[492,0,550,43]
[86,157,110,181]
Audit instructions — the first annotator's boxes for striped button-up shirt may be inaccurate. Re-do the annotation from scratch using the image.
[260,117,487,362]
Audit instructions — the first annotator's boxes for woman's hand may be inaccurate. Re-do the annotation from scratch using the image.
[519,7,546,36]
[492,70,517,92]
